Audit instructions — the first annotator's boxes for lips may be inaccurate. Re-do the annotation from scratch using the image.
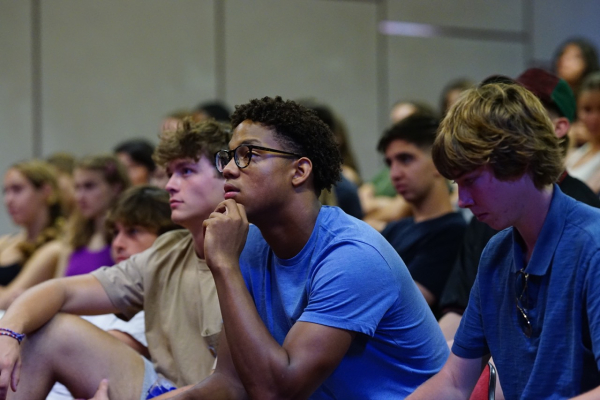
[474,212,488,222]
[169,199,182,208]
[223,183,239,199]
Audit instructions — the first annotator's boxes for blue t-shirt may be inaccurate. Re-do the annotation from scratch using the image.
[240,206,449,399]
[453,186,600,399]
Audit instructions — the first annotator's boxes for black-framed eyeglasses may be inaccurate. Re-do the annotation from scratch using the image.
[515,268,532,338]
[214,144,302,173]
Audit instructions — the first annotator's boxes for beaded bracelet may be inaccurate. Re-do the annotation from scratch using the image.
[0,328,25,344]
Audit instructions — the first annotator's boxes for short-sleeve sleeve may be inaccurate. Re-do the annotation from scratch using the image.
[298,240,400,337]
[584,250,600,369]
[91,249,149,320]
[452,276,490,358]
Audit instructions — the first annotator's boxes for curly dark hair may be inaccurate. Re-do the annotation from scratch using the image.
[231,96,342,195]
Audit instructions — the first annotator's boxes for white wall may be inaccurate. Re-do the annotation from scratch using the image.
[1,0,599,234]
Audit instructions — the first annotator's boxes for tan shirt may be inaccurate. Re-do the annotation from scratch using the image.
[92,230,221,387]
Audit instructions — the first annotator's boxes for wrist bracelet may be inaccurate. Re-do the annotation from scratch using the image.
[0,328,25,344]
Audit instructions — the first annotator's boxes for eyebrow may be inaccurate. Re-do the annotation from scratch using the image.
[231,139,262,148]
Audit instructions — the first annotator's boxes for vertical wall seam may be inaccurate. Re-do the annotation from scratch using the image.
[31,0,42,157]
[523,0,534,67]
[215,0,226,100]
[376,0,388,135]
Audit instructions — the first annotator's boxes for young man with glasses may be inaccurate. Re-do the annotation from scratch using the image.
[0,120,228,400]
[408,83,600,399]
[166,96,449,399]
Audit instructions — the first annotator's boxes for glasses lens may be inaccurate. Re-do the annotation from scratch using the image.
[235,145,251,168]
[215,151,230,172]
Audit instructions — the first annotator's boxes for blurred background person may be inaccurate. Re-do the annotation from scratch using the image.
[114,139,156,186]
[360,100,438,230]
[554,38,600,152]
[566,72,600,193]
[192,100,232,123]
[0,160,65,308]
[299,99,363,219]
[55,154,130,277]
[46,152,77,217]
[553,37,600,96]
[438,78,474,118]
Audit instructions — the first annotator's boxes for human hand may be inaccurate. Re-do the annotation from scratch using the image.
[203,199,249,271]
[88,379,109,400]
[0,335,22,400]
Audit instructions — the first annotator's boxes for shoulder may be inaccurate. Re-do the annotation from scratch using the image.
[315,207,405,273]
[26,240,66,264]
[151,229,193,251]
[381,217,414,237]
[563,199,600,247]
[0,232,23,251]
[560,174,600,208]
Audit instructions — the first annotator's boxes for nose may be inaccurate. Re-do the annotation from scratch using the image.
[222,157,239,179]
[164,174,178,194]
[457,186,474,208]
[3,192,13,207]
[389,162,404,182]
[111,231,125,252]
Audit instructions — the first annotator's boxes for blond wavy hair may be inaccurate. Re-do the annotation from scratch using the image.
[10,160,65,261]
[433,83,563,189]
[153,118,231,169]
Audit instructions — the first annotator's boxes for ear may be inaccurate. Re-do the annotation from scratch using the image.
[291,157,313,188]
[553,117,570,139]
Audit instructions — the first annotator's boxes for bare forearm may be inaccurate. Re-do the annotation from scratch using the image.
[408,370,469,400]
[212,267,291,396]
[408,354,483,400]
[162,373,247,400]
[438,312,463,342]
[0,280,69,333]
[0,275,115,334]
[570,386,600,400]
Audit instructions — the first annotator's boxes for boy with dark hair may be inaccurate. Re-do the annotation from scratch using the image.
[168,96,448,399]
[377,114,466,312]
[114,139,157,186]
[0,120,229,400]
[409,83,600,398]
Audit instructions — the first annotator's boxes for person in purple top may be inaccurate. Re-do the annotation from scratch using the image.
[58,154,130,277]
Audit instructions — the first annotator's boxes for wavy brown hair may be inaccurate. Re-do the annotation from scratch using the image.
[153,118,231,171]
[433,83,563,189]
[11,160,65,262]
[67,155,130,249]
[104,185,180,243]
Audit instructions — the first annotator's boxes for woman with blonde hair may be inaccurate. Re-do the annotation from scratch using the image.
[0,160,64,307]
[56,154,130,277]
